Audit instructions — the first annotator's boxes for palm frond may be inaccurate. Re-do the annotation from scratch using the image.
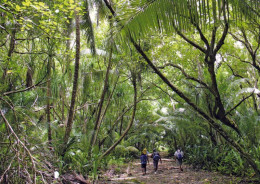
[116,0,260,41]
[94,0,107,23]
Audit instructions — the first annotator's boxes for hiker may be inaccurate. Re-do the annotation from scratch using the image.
[151,149,162,174]
[174,148,184,171]
[140,148,149,175]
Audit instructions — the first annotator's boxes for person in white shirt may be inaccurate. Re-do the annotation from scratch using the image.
[174,148,184,171]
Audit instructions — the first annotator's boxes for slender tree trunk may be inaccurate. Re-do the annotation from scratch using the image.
[46,51,52,148]
[26,67,33,87]
[90,51,112,147]
[60,18,73,123]
[119,110,124,136]
[65,17,73,73]
[2,27,16,89]
[100,72,137,159]
[62,10,81,155]
[90,15,113,147]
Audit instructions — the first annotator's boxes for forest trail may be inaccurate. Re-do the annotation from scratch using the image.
[100,157,250,184]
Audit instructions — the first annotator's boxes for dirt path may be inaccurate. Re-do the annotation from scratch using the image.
[99,158,252,184]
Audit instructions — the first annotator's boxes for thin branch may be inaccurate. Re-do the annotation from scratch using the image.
[0,24,9,34]
[210,26,218,52]
[174,26,206,53]
[227,53,252,65]
[13,51,47,55]
[193,23,210,49]
[253,29,260,56]
[158,63,214,94]
[214,22,229,55]
[225,63,245,79]
[229,32,248,49]
[241,28,253,53]
[145,79,173,97]
[225,93,254,116]
[99,75,120,125]
[0,37,8,47]
[0,96,17,123]
[15,34,44,41]
[103,0,116,16]
[2,74,48,96]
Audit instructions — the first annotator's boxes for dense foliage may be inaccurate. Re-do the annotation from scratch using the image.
[0,0,259,183]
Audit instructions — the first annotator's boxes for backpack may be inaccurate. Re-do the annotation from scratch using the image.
[140,154,147,164]
[177,152,183,160]
[153,152,160,161]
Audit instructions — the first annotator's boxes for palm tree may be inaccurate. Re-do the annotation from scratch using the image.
[62,0,102,155]
[62,9,81,155]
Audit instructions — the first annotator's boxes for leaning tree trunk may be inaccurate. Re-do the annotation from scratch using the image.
[90,48,112,148]
[100,72,137,159]
[62,10,80,156]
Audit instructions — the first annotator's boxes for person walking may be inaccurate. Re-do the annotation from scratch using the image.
[151,149,162,174]
[174,148,184,171]
[140,148,149,175]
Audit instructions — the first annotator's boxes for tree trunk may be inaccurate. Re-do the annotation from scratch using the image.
[100,72,137,159]
[26,67,33,87]
[119,111,124,136]
[90,16,113,148]
[62,10,81,155]
[46,51,52,148]
[90,51,112,148]
[2,27,16,89]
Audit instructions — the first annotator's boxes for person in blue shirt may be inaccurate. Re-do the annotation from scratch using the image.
[140,148,149,175]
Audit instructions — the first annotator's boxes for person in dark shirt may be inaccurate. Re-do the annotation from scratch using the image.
[151,149,162,174]
[140,148,149,175]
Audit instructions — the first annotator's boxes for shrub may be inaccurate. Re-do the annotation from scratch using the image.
[125,146,139,159]
[114,145,127,158]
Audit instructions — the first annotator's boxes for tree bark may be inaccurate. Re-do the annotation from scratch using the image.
[62,10,81,155]
[46,48,52,148]
[2,27,16,88]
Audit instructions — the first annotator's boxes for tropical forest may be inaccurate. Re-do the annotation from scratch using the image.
[0,0,260,183]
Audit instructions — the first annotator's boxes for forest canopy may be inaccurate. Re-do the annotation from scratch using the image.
[0,0,260,183]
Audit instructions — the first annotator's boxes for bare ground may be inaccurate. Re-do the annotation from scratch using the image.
[99,158,256,184]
